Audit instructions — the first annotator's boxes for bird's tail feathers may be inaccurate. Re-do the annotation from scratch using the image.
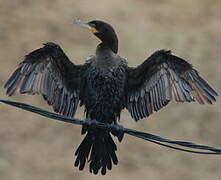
[74,129,118,175]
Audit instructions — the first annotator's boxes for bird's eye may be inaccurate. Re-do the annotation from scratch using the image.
[89,23,96,28]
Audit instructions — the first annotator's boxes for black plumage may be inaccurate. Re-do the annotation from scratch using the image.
[4,20,218,175]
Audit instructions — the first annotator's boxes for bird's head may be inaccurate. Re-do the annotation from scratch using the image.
[73,20,118,53]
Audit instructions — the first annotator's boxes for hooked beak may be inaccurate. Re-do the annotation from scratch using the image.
[73,19,99,33]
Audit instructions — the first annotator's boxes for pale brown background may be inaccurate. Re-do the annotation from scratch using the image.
[0,0,221,180]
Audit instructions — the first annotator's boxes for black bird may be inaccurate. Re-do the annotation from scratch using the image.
[4,20,218,175]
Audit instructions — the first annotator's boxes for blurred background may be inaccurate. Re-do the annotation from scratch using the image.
[0,0,221,179]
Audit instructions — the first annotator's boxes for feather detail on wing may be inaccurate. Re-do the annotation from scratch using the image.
[4,42,87,117]
[126,50,218,121]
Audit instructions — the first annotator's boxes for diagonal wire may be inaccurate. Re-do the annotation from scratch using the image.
[1,98,221,154]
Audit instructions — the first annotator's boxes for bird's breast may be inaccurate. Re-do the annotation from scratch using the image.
[83,63,127,123]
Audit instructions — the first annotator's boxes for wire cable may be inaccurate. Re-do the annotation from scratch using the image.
[1,98,221,155]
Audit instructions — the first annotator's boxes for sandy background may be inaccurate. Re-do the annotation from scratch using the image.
[0,0,221,179]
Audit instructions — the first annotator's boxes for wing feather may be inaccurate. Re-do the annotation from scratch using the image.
[126,50,218,121]
[4,42,87,117]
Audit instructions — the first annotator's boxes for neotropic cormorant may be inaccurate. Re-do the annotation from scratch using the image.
[4,20,218,175]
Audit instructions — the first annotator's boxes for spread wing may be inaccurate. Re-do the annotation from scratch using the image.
[4,42,88,117]
[126,50,218,121]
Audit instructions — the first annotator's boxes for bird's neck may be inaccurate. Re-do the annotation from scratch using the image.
[96,43,115,57]
[97,34,118,54]
[105,39,118,54]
